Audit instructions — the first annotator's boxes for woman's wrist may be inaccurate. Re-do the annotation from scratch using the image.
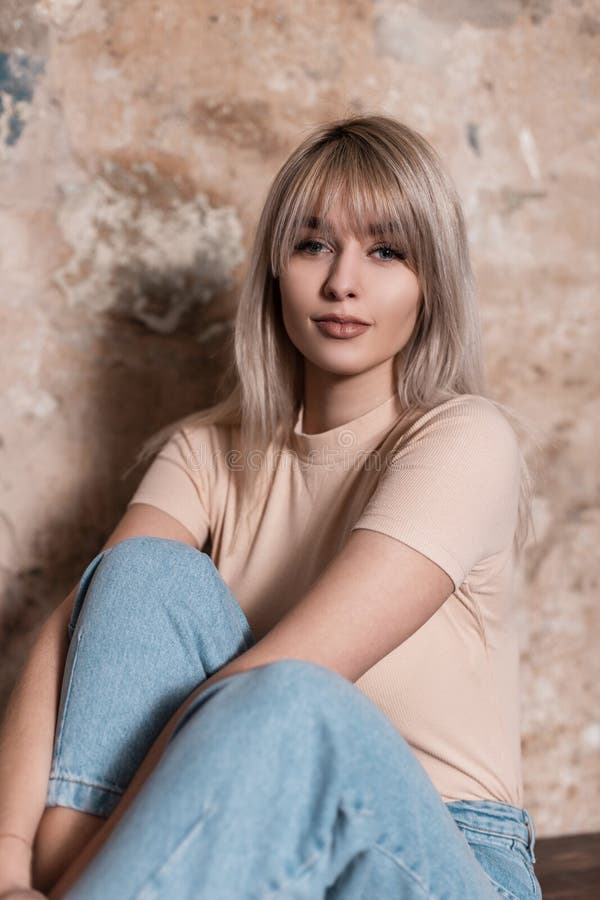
[0,833,32,850]
[0,834,33,891]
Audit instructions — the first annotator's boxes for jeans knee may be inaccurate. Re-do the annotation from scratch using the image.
[259,658,347,689]
[244,659,406,758]
[98,536,213,585]
[107,535,210,569]
[249,663,424,803]
[69,536,216,633]
[246,659,353,722]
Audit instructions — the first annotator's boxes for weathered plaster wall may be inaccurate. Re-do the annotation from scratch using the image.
[1,0,598,837]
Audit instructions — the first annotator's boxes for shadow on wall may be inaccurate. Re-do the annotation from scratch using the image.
[0,158,246,713]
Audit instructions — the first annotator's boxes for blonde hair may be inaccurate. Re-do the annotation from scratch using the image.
[125,114,540,558]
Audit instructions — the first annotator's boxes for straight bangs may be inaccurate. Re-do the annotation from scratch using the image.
[269,138,421,281]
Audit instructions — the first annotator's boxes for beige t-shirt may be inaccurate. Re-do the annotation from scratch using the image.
[127,393,524,806]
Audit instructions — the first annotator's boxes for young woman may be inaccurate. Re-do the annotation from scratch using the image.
[0,114,542,899]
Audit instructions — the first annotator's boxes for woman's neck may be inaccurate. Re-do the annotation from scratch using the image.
[301,365,398,434]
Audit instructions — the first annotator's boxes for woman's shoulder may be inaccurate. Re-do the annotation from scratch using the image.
[388,393,520,460]
[153,416,238,486]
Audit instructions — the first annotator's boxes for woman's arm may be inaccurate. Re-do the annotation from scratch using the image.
[0,590,74,894]
[0,504,200,895]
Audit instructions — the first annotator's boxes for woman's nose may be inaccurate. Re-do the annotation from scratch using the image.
[323,248,361,299]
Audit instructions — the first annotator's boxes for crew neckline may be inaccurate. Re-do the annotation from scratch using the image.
[290,394,403,463]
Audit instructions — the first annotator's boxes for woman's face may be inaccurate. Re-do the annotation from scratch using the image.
[278,199,421,384]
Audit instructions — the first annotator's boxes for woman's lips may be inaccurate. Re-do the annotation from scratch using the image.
[313,320,371,339]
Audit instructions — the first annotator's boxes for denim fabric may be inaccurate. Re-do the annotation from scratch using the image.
[47,536,542,899]
[444,801,540,900]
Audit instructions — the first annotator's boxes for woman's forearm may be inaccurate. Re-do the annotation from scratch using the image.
[0,590,74,891]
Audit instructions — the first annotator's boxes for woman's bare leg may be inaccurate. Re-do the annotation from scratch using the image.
[32,807,104,892]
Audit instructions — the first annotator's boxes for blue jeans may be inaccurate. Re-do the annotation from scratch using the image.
[46,536,542,899]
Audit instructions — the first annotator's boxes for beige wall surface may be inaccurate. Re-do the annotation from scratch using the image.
[0,0,598,838]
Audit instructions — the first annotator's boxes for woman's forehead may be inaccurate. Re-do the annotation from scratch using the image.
[294,212,399,240]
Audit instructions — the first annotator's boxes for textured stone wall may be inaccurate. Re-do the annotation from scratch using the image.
[1,0,598,838]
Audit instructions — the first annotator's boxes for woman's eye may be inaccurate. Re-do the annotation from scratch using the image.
[372,244,406,261]
[295,239,328,255]
[293,240,406,261]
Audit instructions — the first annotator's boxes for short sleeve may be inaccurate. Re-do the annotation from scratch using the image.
[126,426,211,549]
[351,397,521,591]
